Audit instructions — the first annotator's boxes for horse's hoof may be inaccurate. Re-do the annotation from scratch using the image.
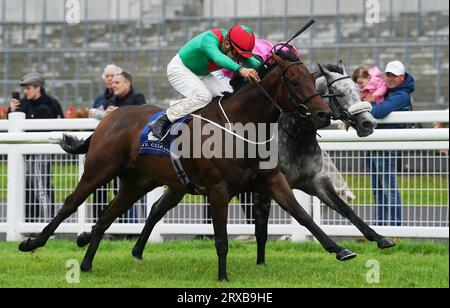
[76,232,91,248]
[19,238,34,252]
[377,238,396,249]
[336,249,357,261]
[133,252,143,262]
[80,262,92,273]
[132,248,143,261]
[218,277,230,282]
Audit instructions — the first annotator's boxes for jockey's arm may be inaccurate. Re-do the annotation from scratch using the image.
[241,56,261,70]
[201,34,242,73]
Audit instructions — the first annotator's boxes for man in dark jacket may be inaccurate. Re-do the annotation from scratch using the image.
[9,73,64,119]
[8,73,65,222]
[89,70,147,223]
[367,61,415,226]
[89,64,122,120]
[89,70,146,120]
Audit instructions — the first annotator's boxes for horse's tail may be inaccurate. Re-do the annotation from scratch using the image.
[59,134,92,155]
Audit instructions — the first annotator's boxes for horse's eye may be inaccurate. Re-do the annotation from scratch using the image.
[290,79,299,87]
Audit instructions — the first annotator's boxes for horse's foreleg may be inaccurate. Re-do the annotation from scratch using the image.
[253,193,271,265]
[267,172,357,261]
[132,187,185,260]
[310,175,396,249]
[208,185,231,282]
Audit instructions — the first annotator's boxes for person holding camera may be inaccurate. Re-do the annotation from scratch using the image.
[9,73,64,119]
[8,73,64,222]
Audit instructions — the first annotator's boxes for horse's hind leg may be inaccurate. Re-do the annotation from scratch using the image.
[267,172,357,261]
[132,187,185,260]
[19,169,117,252]
[310,175,396,249]
[80,175,158,272]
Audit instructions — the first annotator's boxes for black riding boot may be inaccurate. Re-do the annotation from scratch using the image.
[149,114,172,140]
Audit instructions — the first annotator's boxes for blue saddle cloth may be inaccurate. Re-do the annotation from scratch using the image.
[139,111,191,157]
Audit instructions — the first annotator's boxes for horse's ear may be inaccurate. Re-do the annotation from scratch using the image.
[337,60,348,75]
[317,63,330,78]
[272,54,285,66]
[287,46,300,61]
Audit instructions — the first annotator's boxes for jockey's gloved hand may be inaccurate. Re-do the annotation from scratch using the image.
[239,67,261,83]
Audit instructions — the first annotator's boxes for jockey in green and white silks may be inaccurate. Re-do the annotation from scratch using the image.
[149,25,261,140]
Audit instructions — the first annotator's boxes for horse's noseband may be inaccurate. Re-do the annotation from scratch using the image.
[321,75,373,127]
[323,75,356,125]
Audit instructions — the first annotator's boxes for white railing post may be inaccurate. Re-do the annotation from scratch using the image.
[6,113,26,241]
[146,186,165,242]
[291,189,312,242]
[78,155,87,234]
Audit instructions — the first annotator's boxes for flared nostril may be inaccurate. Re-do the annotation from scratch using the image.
[317,112,327,119]
[317,112,330,120]
[362,121,376,129]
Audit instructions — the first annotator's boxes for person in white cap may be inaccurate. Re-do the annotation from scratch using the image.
[366,60,416,227]
[373,60,415,127]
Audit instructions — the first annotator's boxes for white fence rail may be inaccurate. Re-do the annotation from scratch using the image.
[0,111,448,242]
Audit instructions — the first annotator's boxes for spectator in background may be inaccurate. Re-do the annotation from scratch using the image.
[89,64,122,120]
[352,66,388,104]
[361,60,416,226]
[8,73,64,222]
[89,70,147,223]
[88,65,122,221]
[90,70,146,120]
[9,73,64,118]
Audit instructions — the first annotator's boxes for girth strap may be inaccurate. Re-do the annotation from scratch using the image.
[170,152,201,195]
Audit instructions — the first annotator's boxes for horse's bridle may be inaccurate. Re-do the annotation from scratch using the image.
[321,75,356,127]
[254,60,321,118]
[279,61,322,118]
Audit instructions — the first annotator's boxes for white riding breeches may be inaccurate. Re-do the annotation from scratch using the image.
[166,54,233,122]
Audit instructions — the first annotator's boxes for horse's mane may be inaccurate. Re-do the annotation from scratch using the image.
[222,48,300,98]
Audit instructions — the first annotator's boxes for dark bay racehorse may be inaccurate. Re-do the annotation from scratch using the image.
[19,54,358,281]
[129,61,396,264]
